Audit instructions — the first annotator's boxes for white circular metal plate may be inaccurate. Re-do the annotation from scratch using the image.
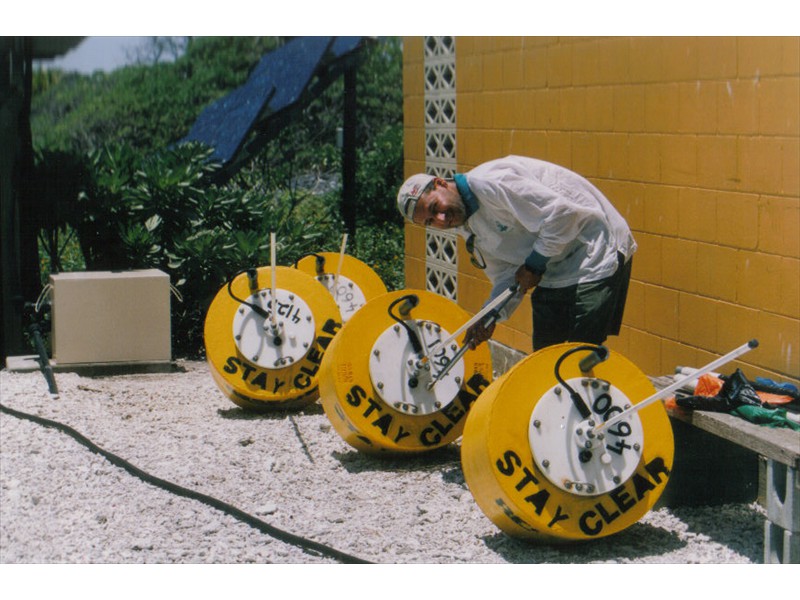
[528,378,644,496]
[232,288,316,370]
[368,320,464,415]
[316,274,367,323]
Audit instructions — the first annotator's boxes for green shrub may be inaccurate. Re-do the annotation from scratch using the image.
[31,37,406,358]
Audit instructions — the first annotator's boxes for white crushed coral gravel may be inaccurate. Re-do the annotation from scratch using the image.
[1,361,768,564]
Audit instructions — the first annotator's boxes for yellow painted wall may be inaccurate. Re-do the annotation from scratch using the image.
[402,36,799,385]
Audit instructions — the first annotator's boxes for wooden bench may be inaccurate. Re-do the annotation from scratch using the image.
[652,376,800,564]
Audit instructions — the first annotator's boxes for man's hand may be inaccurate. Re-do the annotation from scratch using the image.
[465,321,496,349]
[515,264,542,293]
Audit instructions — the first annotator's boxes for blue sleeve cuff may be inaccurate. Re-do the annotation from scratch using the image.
[524,251,549,274]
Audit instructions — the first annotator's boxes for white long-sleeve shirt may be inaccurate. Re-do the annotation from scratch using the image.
[454,156,636,319]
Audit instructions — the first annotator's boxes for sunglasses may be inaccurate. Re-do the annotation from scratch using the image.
[466,234,486,270]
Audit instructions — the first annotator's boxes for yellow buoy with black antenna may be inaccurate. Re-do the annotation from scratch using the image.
[204,233,342,411]
[461,339,758,542]
[317,287,523,454]
[294,234,387,323]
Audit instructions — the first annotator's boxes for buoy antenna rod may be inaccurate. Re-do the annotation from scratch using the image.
[333,233,348,293]
[269,232,279,331]
[593,339,759,433]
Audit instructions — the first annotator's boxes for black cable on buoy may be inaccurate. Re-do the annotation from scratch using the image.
[554,345,608,420]
[388,294,424,354]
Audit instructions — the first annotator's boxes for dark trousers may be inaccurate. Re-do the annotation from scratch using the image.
[531,253,632,351]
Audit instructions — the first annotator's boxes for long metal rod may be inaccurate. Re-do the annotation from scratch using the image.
[424,285,519,364]
[424,285,520,389]
[593,339,759,433]
[426,343,471,390]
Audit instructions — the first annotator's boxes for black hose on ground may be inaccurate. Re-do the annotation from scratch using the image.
[0,401,371,564]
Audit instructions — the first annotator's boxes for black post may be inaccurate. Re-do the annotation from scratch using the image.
[342,65,357,238]
[0,37,29,361]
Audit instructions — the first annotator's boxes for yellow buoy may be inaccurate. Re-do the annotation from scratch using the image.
[319,289,493,454]
[204,266,342,411]
[295,252,387,323]
[461,343,674,542]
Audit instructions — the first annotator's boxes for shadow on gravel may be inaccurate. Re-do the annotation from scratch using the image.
[216,401,325,420]
[481,520,687,563]
[668,504,764,563]
[332,444,463,474]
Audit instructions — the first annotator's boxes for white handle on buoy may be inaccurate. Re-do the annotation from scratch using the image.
[270,232,279,330]
[333,233,348,293]
[424,285,519,364]
[592,339,759,433]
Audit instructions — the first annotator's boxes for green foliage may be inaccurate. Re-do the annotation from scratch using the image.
[31,37,285,153]
[351,222,405,292]
[30,37,406,357]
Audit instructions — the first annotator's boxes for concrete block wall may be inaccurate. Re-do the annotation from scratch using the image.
[402,36,799,385]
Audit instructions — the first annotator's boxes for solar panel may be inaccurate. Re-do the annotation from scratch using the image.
[250,36,331,114]
[181,36,364,169]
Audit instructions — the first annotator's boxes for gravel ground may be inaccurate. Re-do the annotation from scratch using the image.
[1,360,770,566]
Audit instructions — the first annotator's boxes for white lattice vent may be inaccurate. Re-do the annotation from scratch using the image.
[424,36,455,59]
[425,97,456,126]
[426,230,457,265]
[426,266,458,300]
[426,133,456,161]
[423,36,458,300]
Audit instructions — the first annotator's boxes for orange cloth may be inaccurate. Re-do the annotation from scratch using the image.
[692,373,792,405]
[694,374,723,397]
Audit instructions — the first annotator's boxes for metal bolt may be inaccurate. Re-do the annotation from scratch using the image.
[591,380,599,388]
[588,420,595,427]
[633,443,641,451]
[235,335,241,341]
[587,485,595,493]
[575,483,583,491]
[377,382,384,389]
[303,342,309,348]
[306,315,312,322]
[239,308,245,314]
[585,441,593,449]
[373,350,380,357]
[434,401,442,409]
[451,344,457,351]
[613,476,621,484]
[542,459,550,468]
[554,387,562,395]
[576,428,583,435]
[565,481,572,489]
[624,404,631,410]
[252,356,259,361]
[289,294,294,300]
[581,379,589,387]
[603,382,610,391]
[454,376,461,385]
[394,325,400,333]
[533,420,541,428]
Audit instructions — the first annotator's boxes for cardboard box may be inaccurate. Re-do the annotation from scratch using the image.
[50,270,171,366]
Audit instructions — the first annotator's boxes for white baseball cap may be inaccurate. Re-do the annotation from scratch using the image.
[396,173,435,222]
